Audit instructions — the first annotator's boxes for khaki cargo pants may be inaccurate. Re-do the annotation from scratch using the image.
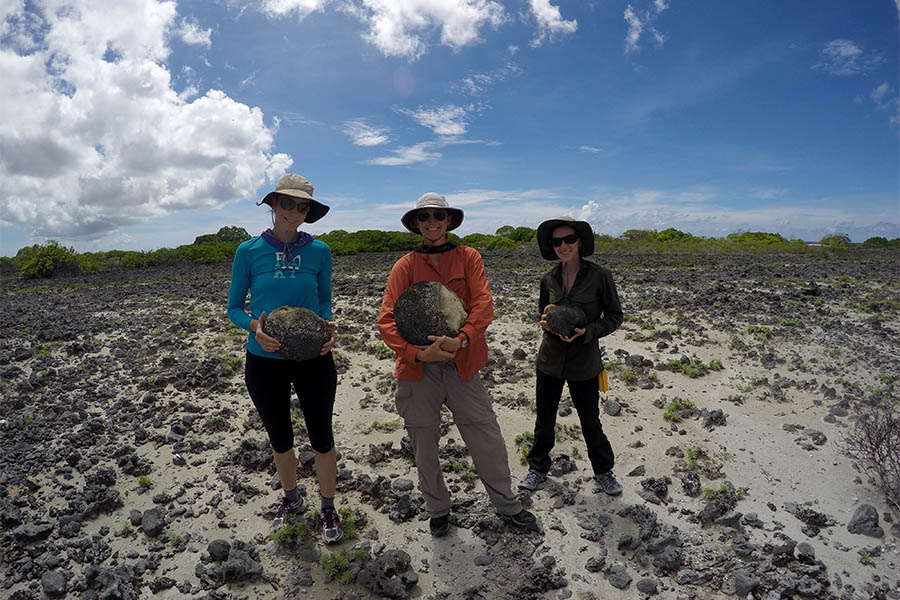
[395,361,522,518]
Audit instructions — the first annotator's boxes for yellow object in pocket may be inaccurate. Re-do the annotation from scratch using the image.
[598,369,609,392]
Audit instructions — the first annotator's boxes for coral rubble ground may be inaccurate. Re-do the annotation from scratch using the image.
[1,245,898,600]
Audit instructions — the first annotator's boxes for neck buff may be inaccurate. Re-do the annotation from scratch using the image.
[261,229,313,264]
[416,242,456,254]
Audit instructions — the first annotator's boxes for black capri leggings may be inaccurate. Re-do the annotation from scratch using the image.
[244,351,337,454]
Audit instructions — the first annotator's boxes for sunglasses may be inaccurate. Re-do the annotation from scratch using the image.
[551,234,580,247]
[416,209,448,223]
[277,196,311,213]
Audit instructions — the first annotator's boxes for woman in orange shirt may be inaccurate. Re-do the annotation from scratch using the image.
[378,193,536,537]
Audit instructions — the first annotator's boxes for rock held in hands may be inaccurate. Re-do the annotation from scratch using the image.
[545,303,587,337]
[394,281,468,346]
[263,306,331,362]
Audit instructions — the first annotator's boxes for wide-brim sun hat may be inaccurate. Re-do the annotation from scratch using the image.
[401,192,464,234]
[536,216,595,260]
[257,173,330,223]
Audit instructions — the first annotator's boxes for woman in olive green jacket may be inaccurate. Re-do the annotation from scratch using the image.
[519,217,624,495]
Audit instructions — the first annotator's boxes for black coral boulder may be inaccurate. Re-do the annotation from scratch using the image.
[262,306,331,362]
[545,303,587,337]
[394,281,468,346]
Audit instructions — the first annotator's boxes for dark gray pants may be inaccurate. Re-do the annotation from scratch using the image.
[395,362,522,518]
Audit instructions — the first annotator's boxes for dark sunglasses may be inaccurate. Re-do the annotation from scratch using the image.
[416,209,448,223]
[551,234,580,247]
[277,195,311,213]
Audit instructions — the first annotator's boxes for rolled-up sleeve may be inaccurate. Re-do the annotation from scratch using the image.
[378,258,420,365]
[459,248,493,344]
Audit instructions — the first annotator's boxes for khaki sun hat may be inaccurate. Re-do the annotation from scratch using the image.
[536,216,595,260]
[401,192,464,234]
[258,174,330,223]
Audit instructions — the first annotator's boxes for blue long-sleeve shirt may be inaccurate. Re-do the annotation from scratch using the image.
[227,234,332,359]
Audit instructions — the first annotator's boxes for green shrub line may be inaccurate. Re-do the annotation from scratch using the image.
[5,226,897,279]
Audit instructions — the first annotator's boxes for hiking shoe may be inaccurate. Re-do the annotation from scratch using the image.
[495,508,538,529]
[518,470,547,491]
[429,514,450,537]
[595,471,623,496]
[272,495,305,528]
[321,506,343,544]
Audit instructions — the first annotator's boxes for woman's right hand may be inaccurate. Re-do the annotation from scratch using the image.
[539,305,551,332]
[252,311,281,353]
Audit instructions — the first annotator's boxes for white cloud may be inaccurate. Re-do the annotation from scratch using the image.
[343,0,506,60]
[578,145,601,153]
[870,82,900,127]
[624,0,668,54]
[0,0,288,240]
[576,188,898,241]
[528,0,577,48]
[813,39,884,76]
[260,0,331,19]
[343,119,390,146]
[176,18,212,48]
[367,142,441,165]
[400,104,469,135]
[453,61,522,95]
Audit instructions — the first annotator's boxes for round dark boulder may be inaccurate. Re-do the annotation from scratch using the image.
[263,306,331,362]
[545,303,586,337]
[394,281,467,346]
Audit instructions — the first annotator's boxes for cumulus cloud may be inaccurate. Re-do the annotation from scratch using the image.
[624,0,668,54]
[352,0,506,60]
[871,82,900,127]
[343,119,390,146]
[528,0,577,48]
[813,39,884,76]
[0,0,288,240]
[260,0,331,18]
[367,141,441,165]
[400,104,469,135]
[176,18,212,48]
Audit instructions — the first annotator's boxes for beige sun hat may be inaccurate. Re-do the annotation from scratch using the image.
[400,192,464,234]
[257,174,330,223]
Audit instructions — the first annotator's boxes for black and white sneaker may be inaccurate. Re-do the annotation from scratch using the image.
[272,495,305,528]
[321,506,343,544]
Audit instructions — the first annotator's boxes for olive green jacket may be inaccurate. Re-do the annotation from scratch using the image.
[535,260,623,381]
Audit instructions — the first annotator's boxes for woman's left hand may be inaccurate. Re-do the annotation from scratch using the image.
[559,327,585,343]
[320,321,338,355]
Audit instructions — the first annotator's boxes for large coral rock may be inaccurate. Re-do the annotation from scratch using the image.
[262,306,331,362]
[545,303,587,337]
[394,281,467,346]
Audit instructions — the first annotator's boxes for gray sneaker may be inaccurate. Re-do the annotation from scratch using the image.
[518,470,547,491]
[595,471,623,496]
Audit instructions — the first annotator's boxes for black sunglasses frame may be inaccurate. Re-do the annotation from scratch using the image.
[277,195,311,213]
[416,209,448,223]
[550,234,581,247]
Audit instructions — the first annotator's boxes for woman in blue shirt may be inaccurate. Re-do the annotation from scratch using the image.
[227,174,342,543]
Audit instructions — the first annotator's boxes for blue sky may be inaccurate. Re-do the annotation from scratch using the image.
[1,0,898,256]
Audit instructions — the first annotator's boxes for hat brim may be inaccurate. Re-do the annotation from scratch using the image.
[536,218,595,260]
[258,192,330,224]
[401,207,464,234]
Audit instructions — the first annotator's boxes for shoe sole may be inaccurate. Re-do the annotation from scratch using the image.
[323,532,343,544]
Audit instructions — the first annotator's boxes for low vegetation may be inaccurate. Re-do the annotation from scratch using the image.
[6,226,896,280]
[839,399,900,509]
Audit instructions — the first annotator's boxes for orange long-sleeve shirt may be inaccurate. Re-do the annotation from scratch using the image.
[378,245,493,382]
